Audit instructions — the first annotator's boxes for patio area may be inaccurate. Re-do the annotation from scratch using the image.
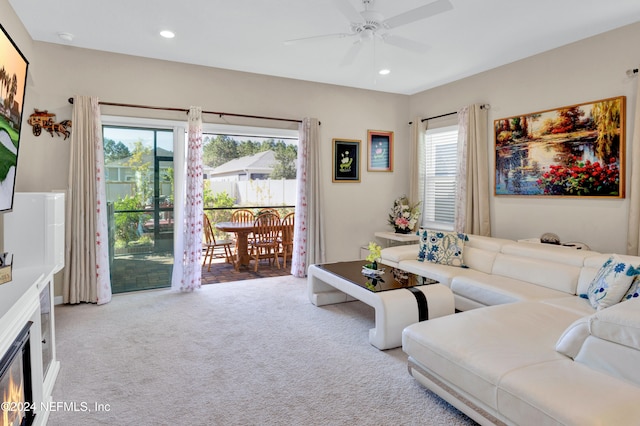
[110,252,292,293]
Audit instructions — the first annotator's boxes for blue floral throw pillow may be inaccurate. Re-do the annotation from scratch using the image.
[417,229,468,267]
[622,277,640,301]
[586,255,640,310]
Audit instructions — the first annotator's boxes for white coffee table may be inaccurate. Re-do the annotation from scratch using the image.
[308,260,454,350]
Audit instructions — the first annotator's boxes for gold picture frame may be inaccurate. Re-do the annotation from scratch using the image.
[332,139,360,182]
[494,96,626,197]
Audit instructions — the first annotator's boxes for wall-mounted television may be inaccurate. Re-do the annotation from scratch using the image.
[0,22,28,213]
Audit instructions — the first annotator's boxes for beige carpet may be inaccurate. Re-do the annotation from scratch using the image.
[48,276,475,425]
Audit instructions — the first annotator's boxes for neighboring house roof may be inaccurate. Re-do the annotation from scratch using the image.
[210,150,277,177]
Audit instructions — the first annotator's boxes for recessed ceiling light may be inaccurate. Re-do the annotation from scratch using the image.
[57,32,74,42]
[160,30,175,39]
[378,69,391,75]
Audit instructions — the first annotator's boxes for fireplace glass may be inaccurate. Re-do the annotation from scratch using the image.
[39,283,53,377]
[0,323,34,426]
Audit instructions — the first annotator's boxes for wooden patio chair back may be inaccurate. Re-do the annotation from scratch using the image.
[257,208,280,218]
[249,212,281,272]
[279,212,295,268]
[231,209,255,223]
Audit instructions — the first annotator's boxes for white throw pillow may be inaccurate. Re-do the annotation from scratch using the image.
[586,255,640,310]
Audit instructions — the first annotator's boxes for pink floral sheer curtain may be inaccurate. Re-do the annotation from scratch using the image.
[291,117,325,277]
[171,107,204,291]
[64,95,111,304]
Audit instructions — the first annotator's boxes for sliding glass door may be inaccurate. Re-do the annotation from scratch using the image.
[103,126,174,293]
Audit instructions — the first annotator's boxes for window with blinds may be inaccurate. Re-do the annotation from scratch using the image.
[423,125,458,230]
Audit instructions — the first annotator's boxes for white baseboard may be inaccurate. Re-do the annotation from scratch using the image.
[54,295,64,305]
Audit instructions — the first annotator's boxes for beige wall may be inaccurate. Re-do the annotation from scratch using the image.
[3,0,639,281]
[410,21,640,253]
[3,0,410,269]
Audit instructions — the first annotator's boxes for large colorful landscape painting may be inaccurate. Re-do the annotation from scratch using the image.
[0,23,28,212]
[495,96,625,197]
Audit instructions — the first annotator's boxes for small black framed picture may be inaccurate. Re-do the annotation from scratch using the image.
[332,139,360,182]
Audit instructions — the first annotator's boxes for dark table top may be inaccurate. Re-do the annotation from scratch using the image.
[317,260,437,293]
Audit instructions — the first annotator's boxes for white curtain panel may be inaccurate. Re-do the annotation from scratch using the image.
[455,104,491,236]
[409,117,426,225]
[171,107,203,291]
[627,80,640,255]
[291,118,325,277]
[64,95,112,305]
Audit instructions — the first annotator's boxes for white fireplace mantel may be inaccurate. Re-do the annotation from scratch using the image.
[1,192,64,426]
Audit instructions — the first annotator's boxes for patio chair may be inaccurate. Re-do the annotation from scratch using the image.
[278,212,295,268]
[248,212,280,272]
[203,213,233,270]
[257,208,280,218]
[231,209,255,223]
[230,209,255,256]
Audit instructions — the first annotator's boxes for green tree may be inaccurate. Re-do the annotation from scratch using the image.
[203,135,238,167]
[271,143,297,179]
[127,140,153,206]
[237,139,260,157]
[104,138,131,162]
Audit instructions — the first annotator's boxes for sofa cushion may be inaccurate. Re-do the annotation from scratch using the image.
[395,259,484,287]
[491,252,581,295]
[379,244,419,267]
[500,241,596,267]
[417,229,467,267]
[497,358,640,425]
[589,297,640,350]
[451,274,571,306]
[556,298,640,383]
[403,302,582,411]
[585,255,640,310]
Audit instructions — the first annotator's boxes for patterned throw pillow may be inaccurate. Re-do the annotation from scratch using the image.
[586,255,640,310]
[622,276,640,301]
[417,228,468,267]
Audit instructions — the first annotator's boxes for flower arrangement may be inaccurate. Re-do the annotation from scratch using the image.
[365,241,382,270]
[388,196,420,234]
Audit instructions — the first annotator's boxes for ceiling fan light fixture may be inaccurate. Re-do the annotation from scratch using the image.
[378,68,391,75]
[160,30,175,39]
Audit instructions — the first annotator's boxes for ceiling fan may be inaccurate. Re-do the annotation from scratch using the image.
[285,0,453,66]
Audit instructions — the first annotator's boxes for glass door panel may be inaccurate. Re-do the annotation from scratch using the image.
[104,126,174,293]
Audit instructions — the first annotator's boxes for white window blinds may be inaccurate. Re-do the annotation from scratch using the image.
[423,125,458,230]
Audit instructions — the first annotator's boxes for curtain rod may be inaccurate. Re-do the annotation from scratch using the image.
[67,98,303,124]
[408,104,491,125]
[421,111,456,122]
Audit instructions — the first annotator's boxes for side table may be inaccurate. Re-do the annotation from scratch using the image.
[374,231,420,247]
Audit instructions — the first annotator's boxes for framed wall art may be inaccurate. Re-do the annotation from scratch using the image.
[494,96,625,198]
[0,22,29,212]
[367,130,393,172]
[332,139,360,182]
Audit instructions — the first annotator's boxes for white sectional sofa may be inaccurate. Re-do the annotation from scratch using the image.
[380,233,640,425]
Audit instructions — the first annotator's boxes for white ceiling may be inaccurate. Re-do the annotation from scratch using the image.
[9,0,640,95]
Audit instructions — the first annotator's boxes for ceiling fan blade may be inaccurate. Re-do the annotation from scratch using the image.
[284,32,354,45]
[383,0,453,29]
[332,0,364,24]
[340,41,364,67]
[381,33,430,53]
